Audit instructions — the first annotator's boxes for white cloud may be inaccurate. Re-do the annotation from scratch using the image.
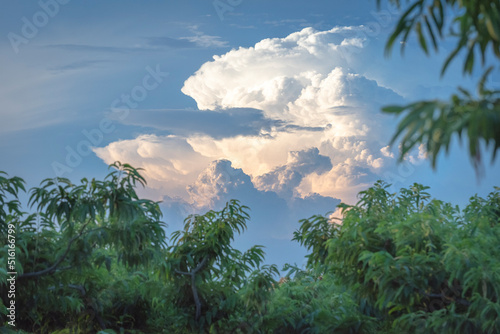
[186,129,323,176]
[177,26,403,203]
[180,34,228,48]
[96,26,405,206]
[187,159,252,209]
[406,143,428,165]
[381,145,395,158]
[254,147,332,198]
[93,134,211,201]
[181,27,399,130]
[297,163,376,203]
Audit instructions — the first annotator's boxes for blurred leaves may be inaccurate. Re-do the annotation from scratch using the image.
[379,0,500,171]
[384,73,500,170]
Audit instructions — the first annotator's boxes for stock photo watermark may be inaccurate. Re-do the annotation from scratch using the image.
[339,3,401,61]
[51,64,168,177]
[213,0,243,21]
[379,143,427,194]
[7,0,71,54]
[6,223,17,327]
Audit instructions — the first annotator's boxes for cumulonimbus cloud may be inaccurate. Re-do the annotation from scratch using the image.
[95,26,416,208]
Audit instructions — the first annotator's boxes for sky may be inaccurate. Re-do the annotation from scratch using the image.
[1,0,499,271]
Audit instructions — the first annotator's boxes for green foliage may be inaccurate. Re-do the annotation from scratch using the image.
[1,165,283,333]
[293,214,339,271]
[0,172,25,231]
[262,271,378,333]
[2,165,499,333]
[1,162,167,332]
[379,0,500,171]
[298,181,500,333]
[381,0,500,71]
[158,200,278,332]
[384,72,500,170]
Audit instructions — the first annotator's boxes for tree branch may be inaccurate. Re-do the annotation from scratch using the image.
[175,257,208,321]
[419,289,471,307]
[19,221,92,279]
[48,283,85,295]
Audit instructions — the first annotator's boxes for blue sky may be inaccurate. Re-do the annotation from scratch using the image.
[1,0,499,270]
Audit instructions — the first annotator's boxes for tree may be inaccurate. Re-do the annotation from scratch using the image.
[3,164,500,332]
[379,0,500,172]
[1,162,167,332]
[159,199,278,332]
[1,165,281,333]
[295,181,500,333]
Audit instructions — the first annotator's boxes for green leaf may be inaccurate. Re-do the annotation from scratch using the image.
[383,105,406,114]
[416,21,429,54]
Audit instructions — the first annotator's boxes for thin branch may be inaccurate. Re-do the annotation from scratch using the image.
[175,257,208,320]
[419,289,471,306]
[67,283,86,295]
[48,283,86,295]
[175,257,207,276]
[19,220,92,279]
[175,269,191,276]
[54,265,73,272]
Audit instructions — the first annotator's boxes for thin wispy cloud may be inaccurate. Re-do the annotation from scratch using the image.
[47,31,228,54]
[181,34,228,48]
[263,18,309,26]
[147,35,228,49]
[229,23,257,29]
[48,59,109,73]
[147,37,198,48]
[45,44,158,54]
[147,25,228,49]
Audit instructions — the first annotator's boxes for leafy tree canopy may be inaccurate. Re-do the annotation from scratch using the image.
[297,180,500,333]
[2,164,499,333]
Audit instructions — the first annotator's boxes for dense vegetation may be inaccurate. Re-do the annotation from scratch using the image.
[1,164,499,333]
